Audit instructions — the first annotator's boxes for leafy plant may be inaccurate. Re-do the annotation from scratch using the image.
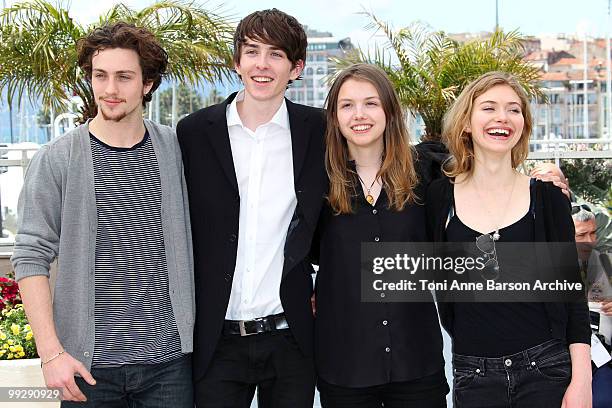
[0,273,36,360]
[333,11,543,141]
[561,159,612,206]
[0,0,234,123]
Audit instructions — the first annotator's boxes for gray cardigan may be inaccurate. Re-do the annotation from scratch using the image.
[11,120,195,370]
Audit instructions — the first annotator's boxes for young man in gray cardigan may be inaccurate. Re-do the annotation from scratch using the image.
[10,22,194,407]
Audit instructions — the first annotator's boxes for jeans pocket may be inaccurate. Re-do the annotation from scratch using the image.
[534,350,572,381]
[453,368,478,391]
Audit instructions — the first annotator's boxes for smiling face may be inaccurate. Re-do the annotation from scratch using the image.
[466,84,525,159]
[91,47,152,122]
[336,78,386,153]
[234,37,303,105]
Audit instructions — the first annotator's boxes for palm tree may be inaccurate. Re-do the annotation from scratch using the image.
[333,11,544,142]
[0,0,234,123]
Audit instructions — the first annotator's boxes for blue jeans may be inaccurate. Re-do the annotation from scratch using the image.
[61,354,193,408]
[452,339,571,408]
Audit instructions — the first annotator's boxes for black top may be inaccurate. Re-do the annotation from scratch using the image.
[446,184,551,356]
[314,145,447,388]
[426,177,591,346]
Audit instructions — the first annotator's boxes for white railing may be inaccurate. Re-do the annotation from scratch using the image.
[528,138,612,165]
[1,142,611,178]
[0,146,41,174]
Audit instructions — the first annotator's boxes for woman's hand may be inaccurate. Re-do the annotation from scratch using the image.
[561,343,592,408]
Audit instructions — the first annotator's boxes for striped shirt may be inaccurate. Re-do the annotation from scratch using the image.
[90,132,182,366]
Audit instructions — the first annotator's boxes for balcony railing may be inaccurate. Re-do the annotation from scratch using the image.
[0,139,610,249]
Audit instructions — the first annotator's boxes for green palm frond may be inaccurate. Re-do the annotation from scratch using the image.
[335,13,544,141]
[0,0,234,122]
[0,0,84,112]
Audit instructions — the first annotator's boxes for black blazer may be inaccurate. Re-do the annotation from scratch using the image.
[426,177,591,346]
[177,93,327,380]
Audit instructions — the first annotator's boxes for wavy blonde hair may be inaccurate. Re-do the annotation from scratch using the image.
[325,63,419,214]
[442,71,533,178]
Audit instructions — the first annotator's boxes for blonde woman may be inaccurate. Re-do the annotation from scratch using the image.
[427,71,591,407]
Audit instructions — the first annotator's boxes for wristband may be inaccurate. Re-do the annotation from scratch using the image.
[41,350,65,366]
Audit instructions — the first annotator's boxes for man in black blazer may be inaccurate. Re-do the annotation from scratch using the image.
[177,9,327,407]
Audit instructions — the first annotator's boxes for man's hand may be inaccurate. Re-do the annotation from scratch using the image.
[600,300,612,316]
[42,351,96,401]
[530,163,570,199]
[311,294,316,316]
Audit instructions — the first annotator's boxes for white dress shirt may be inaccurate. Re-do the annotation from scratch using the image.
[225,91,297,320]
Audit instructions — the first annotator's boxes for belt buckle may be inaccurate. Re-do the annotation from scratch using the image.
[238,319,260,336]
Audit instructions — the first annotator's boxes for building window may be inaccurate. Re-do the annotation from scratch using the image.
[316,67,325,75]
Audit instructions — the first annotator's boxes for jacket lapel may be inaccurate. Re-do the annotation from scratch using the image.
[206,93,239,192]
[286,99,312,186]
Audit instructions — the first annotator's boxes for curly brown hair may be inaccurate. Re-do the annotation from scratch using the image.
[77,22,168,106]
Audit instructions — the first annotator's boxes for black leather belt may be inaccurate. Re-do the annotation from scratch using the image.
[223,313,289,336]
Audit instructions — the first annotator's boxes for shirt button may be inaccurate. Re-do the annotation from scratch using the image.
[84,352,90,357]
[385,347,391,353]
[372,209,377,215]
[374,237,380,242]
[504,359,512,367]
[382,320,388,326]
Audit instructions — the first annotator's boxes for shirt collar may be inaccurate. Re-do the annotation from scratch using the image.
[227,90,290,131]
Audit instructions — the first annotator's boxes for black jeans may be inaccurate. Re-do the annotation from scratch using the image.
[317,370,448,408]
[62,354,193,408]
[194,329,316,408]
[452,339,571,408]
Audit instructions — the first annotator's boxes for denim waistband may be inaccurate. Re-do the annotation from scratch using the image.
[452,339,568,371]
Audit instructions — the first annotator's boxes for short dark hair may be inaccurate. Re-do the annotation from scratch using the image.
[77,22,168,106]
[233,9,307,68]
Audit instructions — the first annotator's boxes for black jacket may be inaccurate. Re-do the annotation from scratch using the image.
[177,93,327,380]
[426,177,591,346]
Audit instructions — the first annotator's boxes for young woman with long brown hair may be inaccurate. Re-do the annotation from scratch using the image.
[314,63,449,407]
